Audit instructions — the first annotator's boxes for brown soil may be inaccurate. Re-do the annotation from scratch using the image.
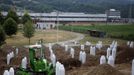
[87,64,124,75]
[59,58,81,70]
[116,46,134,64]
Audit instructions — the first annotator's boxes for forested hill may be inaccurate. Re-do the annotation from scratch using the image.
[0,0,134,18]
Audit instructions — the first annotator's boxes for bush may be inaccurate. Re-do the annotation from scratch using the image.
[3,18,17,36]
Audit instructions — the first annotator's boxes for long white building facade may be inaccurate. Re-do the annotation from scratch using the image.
[2,9,121,29]
[2,12,107,23]
[2,9,121,24]
[2,9,121,23]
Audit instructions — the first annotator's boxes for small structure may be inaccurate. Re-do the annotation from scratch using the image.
[87,30,106,37]
[36,22,56,29]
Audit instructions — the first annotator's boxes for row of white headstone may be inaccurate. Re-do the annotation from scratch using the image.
[6,48,19,65]
[7,52,14,65]
[65,44,87,64]
[127,41,134,48]
[100,41,118,67]
[3,67,14,75]
[107,41,117,59]
[100,55,115,67]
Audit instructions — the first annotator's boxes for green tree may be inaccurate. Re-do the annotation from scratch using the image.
[0,25,6,47]
[23,21,35,45]
[3,18,17,36]
[5,9,19,23]
[0,12,4,25]
[22,13,32,24]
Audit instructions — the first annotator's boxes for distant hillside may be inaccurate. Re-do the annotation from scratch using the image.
[0,0,134,18]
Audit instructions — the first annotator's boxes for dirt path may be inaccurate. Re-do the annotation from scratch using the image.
[44,31,85,46]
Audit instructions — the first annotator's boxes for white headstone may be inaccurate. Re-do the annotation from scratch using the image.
[9,67,14,75]
[56,62,61,75]
[7,54,10,65]
[130,42,134,48]
[132,59,134,75]
[51,54,56,67]
[70,48,74,58]
[49,43,52,50]
[59,64,65,75]
[110,41,115,49]
[100,55,106,64]
[81,45,85,50]
[114,41,118,48]
[9,53,12,59]
[106,47,111,59]
[65,45,68,52]
[16,48,19,55]
[21,57,27,69]
[81,51,86,64]
[3,70,9,75]
[112,47,116,60]
[24,57,27,66]
[11,52,14,58]
[90,46,96,56]
[108,56,114,67]
[79,51,82,61]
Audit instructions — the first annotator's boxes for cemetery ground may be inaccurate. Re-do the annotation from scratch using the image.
[0,43,133,75]
[1,24,134,75]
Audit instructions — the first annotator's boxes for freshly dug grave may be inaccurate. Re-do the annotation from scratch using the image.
[52,44,71,60]
[116,46,134,64]
[59,58,81,70]
[52,44,82,70]
[87,64,124,75]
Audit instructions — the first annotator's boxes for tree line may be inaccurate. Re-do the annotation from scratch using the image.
[0,9,35,47]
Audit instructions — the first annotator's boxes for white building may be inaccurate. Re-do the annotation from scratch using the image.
[36,22,56,29]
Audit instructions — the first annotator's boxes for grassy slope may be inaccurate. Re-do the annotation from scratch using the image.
[59,25,134,41]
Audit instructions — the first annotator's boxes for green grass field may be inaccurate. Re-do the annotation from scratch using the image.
[59,24,134,41]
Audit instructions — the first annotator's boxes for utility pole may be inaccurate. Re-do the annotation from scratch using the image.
[129,0,132,23]
[56,11,59,43]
